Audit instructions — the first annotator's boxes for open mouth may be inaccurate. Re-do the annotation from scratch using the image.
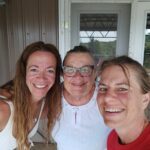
[105,108,124,113]
[33,84,47,89]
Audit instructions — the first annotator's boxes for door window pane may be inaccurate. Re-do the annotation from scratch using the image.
[144,13,150,74]
[80,14,117,63]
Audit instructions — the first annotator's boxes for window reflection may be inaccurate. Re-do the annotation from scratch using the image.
[144,14,150,74]
[80,14,117,63]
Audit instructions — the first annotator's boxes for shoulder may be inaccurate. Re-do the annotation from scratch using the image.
[0,88,12,99]
[0,99,11,131]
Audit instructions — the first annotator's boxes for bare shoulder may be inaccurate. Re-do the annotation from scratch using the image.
[0,99,11,131]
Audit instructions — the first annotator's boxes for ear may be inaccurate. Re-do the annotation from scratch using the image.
[142,92,150,110]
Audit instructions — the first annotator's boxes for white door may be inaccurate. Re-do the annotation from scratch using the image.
[71,3,131,63]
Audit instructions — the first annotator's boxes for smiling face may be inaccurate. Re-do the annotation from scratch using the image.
[97,65,149,129]
[26,51,56,102]
[63,52,96,103]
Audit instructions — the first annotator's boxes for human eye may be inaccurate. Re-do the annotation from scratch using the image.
[47,68,55,74]
[117,85,129,92]
[30,68,37,72]
[28,67,38,73]
[81,66,90,73]
[98,85,107,93]
[27,67,39,75]
[118,88,128,92]
[80,66,93,76]
[64,66,74,73]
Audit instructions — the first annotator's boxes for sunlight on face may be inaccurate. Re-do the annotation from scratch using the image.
[63,52,96,100]
[97,65,147,129]
[26,51,56,102]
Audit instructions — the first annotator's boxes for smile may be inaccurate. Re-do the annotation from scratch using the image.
[105,108,124,113]
[33,84,47,89]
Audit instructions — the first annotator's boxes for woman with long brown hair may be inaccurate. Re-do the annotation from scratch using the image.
[0,41,62,150]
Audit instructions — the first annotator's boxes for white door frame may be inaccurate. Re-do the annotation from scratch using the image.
[128,1,150,64]
[71,3,131,57]
[59,0,149,65]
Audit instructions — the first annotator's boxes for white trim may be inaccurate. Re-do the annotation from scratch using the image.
[59,0,150,65]
[58,0,65,59]
[67,0,133,3]
[59,0,133,59]
[71,3,131,57]
[129,1,150,64]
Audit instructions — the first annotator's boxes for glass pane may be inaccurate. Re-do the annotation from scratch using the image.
[80,14,117,64]
[144,14,150,74]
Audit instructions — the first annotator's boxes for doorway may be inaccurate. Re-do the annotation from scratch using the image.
[71,3,131,63]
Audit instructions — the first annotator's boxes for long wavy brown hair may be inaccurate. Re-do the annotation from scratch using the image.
[13,41,62,149]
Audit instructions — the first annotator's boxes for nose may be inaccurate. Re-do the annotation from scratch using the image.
[37,71,47,80]
[103,89,117,103]
[74,70,83,77]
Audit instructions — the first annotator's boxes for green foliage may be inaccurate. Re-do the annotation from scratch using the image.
[144,35,150,70]
[81,37,149,72]
[80,39,116,63]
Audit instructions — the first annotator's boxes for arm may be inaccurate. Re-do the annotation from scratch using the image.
[0,100,11,131]
[0,80,14,100]
[0,89,13,99]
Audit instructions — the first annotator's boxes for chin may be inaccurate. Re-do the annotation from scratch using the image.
[104,119,120,129]
[32,95,45,102]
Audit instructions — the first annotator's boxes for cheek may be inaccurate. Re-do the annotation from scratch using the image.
[63,76,73,85]
[97,92,102,100]
[26,73,36,83]
[116,93,130,106]
[117,93,129,99]
[49,76,56,85]
[26,74,32,86]
[97,92,129,104]
[96,94,105,115]
[97,94,105,107]
[86,76,95,86]
[96,93,102,106]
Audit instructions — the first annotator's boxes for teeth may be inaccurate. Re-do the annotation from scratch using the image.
[34,84,46,88]
[105,108,122,113]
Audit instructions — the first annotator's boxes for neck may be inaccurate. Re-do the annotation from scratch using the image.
[117,119,149,144]
[31,100,43,120]
[63,86,95,106]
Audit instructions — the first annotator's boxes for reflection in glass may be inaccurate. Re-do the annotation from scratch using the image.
[80,14,117,63]
[144,14,150,73]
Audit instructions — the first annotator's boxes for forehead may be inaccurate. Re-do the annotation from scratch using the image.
[27,51,56,66]
[100,65,130,84]
[101,65,139,85]
[64,52,94,66]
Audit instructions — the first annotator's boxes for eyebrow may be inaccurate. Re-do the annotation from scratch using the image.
[98,83,106,86]
[27,65,55,69]
[27,65,38,69]
[64,65,94,68]
[99,82,129,86]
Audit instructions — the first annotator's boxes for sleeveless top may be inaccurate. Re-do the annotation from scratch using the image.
[0,99,45,150]
[52,84,111,150]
